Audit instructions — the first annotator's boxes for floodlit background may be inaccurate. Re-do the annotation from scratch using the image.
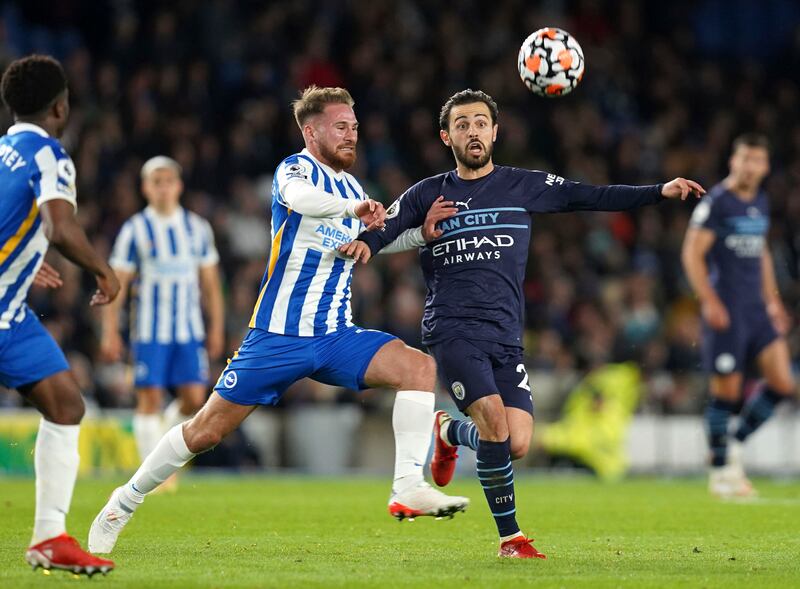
[1,0,800,477]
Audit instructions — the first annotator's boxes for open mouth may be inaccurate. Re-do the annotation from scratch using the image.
[467,141,483,156]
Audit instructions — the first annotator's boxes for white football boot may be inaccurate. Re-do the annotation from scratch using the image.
[388,481,469,520]
[88,487,134,553]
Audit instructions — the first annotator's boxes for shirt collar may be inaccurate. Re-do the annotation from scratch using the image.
[301,148,345,179]
[144,205,183,221]
[7,122,50,137]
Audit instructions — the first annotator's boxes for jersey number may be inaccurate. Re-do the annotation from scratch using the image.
[516,364,531,392]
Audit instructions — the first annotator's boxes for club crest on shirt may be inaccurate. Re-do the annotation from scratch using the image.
[451,381,466,400]
[386,196,403,219]
[285,163,309,180]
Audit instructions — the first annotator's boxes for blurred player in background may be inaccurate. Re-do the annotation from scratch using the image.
[89,86,466,554]
[682,134,796,498]
[0,55,117,575]
[345,89,705,558]
[100,156,224,478]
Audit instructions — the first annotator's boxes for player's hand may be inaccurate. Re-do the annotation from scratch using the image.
[32,261,63,289]
[338,240,372,263]
[91,270,120,306]
[356,199,386,231]
[702,296,730,331]
[206,326,225,360]
[662,178,706,200]
[422,196,458,242]
[99,331,125,362]
[766,300,791,335]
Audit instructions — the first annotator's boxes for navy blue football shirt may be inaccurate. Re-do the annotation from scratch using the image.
[358,166,664,347]
[689,182,769,307]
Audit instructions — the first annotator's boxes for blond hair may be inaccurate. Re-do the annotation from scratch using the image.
[292,85,354,129]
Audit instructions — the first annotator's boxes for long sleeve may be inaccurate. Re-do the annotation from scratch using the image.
[519,169,664,213]
[379,227,425,254]
[282,181,360,219]
[357,181,432,255]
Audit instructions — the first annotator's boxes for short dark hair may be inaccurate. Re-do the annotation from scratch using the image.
[439,89,499,131]
[732,132,770,154]
[1,55,68,117]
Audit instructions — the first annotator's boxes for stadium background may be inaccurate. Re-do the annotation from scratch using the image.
[1,0,800,476]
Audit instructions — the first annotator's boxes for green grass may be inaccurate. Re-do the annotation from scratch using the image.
[1,475,799,588]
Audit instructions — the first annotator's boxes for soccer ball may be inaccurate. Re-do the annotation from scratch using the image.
[518,27,585,97]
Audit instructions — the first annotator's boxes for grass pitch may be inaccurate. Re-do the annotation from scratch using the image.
[1,475,799,588]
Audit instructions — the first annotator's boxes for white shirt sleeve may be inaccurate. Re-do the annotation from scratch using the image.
[109,220,138,272]
[282,181,360,219]
[199,218,220,267]
[33,144,78,210]
[379,227,425,254]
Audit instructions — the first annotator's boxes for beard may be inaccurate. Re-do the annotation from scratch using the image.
[318,142,357,171]
[452,139,493,170]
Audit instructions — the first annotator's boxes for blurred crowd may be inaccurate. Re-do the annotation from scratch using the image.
[2,0,800,416]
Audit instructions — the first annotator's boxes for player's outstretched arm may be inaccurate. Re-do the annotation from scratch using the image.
[527,170,706,212]
[282,182,386,229]
[681,225,729,331]
[661,178,707,200]
[39,199,120,306]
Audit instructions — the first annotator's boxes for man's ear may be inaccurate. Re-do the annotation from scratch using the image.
[440,129,450,147]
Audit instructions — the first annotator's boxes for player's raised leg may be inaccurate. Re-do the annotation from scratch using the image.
[360,339,469,520]
[89,392,255,553]
[21,371,114,575]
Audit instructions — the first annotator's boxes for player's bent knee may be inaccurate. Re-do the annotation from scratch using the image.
[395,349,437,391]
[45,397,85,425]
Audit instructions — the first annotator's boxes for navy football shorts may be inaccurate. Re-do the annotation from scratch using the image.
[702,302,779,375]
[132,340,209,388]
[0,311,69,389]
[429,338,534,416]
[214,325,396,406]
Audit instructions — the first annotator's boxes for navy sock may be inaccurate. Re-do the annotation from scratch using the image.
[476,438,519,538]
[446,419,478,451]
[734,387,785,442]
[705,397,735,467]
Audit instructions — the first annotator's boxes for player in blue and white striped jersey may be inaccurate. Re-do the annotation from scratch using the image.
[100,156,224,465]
[1,55,117,574]
[90,86,466,555]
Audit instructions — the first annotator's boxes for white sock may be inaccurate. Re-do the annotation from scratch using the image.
[120,425,195,511]
[392,390,435,494]
[133,413,164,460]
[163,399,194,430]
[32,419,80,544]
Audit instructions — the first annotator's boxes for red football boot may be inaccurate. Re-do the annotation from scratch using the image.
[430,411,458,487]
[498,535,547,559]
[25,534,115,576]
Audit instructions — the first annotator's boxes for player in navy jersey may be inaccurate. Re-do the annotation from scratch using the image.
[343,89,704,558]
[682,134,796,498]
[0,55,117,575]
[89,86,467,555]
[100,155,224,476]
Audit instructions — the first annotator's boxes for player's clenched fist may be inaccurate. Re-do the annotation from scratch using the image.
[355,199,386,231]
[662,178,706,200]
